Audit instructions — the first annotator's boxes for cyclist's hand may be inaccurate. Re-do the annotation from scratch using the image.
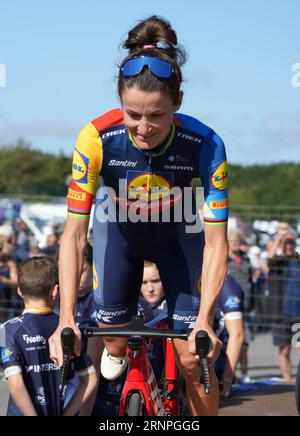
[188,322,222,366]
[49,320,81,367]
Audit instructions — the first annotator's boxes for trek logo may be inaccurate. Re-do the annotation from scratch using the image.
[177,132,202,144]
[26,363,60,373]
[23,335,47,345]
[101,129,126,139]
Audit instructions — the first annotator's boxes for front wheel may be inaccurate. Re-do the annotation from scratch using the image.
[296,361,300,415]
[127,392,146,416]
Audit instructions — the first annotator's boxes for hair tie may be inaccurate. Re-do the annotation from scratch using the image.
[143,44,156,49]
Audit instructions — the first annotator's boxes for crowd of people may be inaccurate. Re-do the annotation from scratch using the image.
[0,216,300,415]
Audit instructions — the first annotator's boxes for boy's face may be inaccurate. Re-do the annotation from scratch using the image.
[140,266,164,305]
[79,261,93,294]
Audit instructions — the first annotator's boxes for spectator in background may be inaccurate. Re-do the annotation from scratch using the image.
[139,261,167,317]
[14,220,30,263]
[139,261,167,387]
[42,234,60,260]
[28,241,43,258]
[267,222,290,260]
[0,242,18,321]
[228,231,254,383]
[249,246,269,332]
[268,233,300,381]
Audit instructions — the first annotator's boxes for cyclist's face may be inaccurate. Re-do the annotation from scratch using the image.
[79,261,93,294]
[141,266,164,305]
[122,86,182,150]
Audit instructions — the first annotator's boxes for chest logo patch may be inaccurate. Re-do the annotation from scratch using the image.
[127,171,174,202]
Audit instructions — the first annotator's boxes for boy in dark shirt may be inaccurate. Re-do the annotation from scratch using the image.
[0,257,97,416]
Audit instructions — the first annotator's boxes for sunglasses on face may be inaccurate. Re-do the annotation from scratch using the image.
[120,56,174,79]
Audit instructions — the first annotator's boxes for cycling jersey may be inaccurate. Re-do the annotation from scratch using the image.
[67,109,229,329]
[0,310,92,416]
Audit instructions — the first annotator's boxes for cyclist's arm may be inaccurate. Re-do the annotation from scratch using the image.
[49,122,102,365]
[59,217,89,324]
[7,373,37,416]
[190,132,229,362]
[198,225,228,326]
[190,225,228,365]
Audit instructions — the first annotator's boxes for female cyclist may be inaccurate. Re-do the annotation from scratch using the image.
[50,15,229,416]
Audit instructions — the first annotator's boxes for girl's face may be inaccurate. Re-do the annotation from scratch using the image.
[140,266,164,305]
[122,86,182,150]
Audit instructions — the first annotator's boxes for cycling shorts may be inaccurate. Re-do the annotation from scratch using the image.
[92,217,204,330]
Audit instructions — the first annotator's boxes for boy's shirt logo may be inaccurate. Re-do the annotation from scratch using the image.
[22,335,47,346]
[1,347,13,364]
[26,363,60,373]
[224,295,241,310]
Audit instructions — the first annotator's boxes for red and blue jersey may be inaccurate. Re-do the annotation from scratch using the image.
[67,109,229,227]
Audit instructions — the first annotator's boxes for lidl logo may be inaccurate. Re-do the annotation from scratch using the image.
[211,161,228,191]
[93,263,99,291]
[72,150,89,184]
[127,171,174,202]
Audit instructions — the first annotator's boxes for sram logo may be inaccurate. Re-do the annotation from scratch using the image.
[22,335,47,345]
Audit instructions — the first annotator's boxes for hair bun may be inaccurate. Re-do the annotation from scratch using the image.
[123,15,186,67]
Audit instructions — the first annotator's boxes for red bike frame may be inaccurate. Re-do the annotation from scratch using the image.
[82,315,210,416]
[119,319,180,416]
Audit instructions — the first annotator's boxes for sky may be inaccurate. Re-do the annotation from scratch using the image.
[0,0,299,165]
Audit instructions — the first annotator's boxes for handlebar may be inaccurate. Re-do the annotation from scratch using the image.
[84,315,211,394]
[195,331,211,394]
[59,328,75,393]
